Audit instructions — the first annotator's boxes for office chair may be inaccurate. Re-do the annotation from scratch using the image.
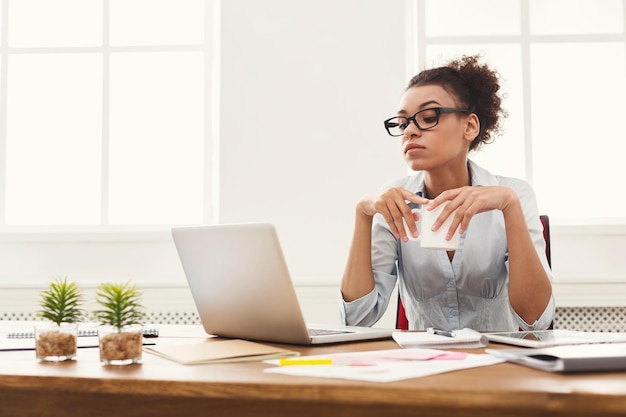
[395,215,552,330]
[540,214,551,268]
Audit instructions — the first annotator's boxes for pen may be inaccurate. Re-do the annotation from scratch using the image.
[278,358,333,366]
[427,327,456,338]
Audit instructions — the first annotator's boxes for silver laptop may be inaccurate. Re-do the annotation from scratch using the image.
[171,223,394,345]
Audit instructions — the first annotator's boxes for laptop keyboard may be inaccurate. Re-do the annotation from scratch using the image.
[308,328,351,336]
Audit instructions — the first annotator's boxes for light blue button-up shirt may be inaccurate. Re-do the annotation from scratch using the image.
[340,160,555,331]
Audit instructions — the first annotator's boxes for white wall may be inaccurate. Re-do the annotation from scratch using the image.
[0,0,625,326]
[217,0,407,282]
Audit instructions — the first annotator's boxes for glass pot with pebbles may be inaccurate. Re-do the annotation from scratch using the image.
[35,278,84,362]
[93,281,145,365]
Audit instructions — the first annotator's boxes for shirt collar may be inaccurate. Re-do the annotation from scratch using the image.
[407,159,499,196]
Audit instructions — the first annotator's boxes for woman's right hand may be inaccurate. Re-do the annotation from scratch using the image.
[357,187,429,242]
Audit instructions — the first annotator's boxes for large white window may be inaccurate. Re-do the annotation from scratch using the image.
[413,0,626,224]
[0,0,210,228]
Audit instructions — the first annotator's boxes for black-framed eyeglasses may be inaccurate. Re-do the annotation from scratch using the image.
[383,107,470,137]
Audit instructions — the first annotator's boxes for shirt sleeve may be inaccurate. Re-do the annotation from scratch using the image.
[339,268,398,326]
[514,294,555,331]
[340,213,399,327]
[503,176,556,330]
[339,287,378,326]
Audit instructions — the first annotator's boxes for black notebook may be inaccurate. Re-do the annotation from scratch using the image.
[486,343,626,373]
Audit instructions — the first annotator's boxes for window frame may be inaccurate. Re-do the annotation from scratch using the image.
[409,0,626,227]
[0,0,217,236]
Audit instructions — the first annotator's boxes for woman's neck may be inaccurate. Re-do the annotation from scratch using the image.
[423,161,471,199]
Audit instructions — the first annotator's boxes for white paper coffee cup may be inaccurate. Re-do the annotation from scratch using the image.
[402,201,460,250]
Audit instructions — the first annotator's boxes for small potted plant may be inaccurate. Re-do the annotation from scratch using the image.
[93,281,146,365]
[35,277,84,361]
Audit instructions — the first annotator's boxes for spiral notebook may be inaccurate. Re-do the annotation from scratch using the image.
[6,327,159,339]
[393,328,488,349]
[1,327,158,351]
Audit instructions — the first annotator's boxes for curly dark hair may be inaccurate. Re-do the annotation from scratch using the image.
[407,54,507,151]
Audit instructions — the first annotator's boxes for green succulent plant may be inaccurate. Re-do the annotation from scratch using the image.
[93,281,145,329]
[37,277,84,325]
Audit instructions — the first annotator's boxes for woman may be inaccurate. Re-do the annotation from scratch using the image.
[340,55,554,331]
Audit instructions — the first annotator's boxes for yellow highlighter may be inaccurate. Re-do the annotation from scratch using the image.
[278,358,333,366]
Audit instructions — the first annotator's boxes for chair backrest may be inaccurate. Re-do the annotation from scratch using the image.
[540,214,551,268]
[395,215,552,330]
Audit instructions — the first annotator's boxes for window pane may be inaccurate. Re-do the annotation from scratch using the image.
[425,44,526,180]
[110,0,204,46]
[424,0,520,37]
[5,54,102,225]
[529,0,623,35]
[531,43,626,220]
[109,52,204,225]
[8,0,102,47]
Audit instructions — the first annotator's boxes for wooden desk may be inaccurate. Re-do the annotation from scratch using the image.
[1,324,626,417]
